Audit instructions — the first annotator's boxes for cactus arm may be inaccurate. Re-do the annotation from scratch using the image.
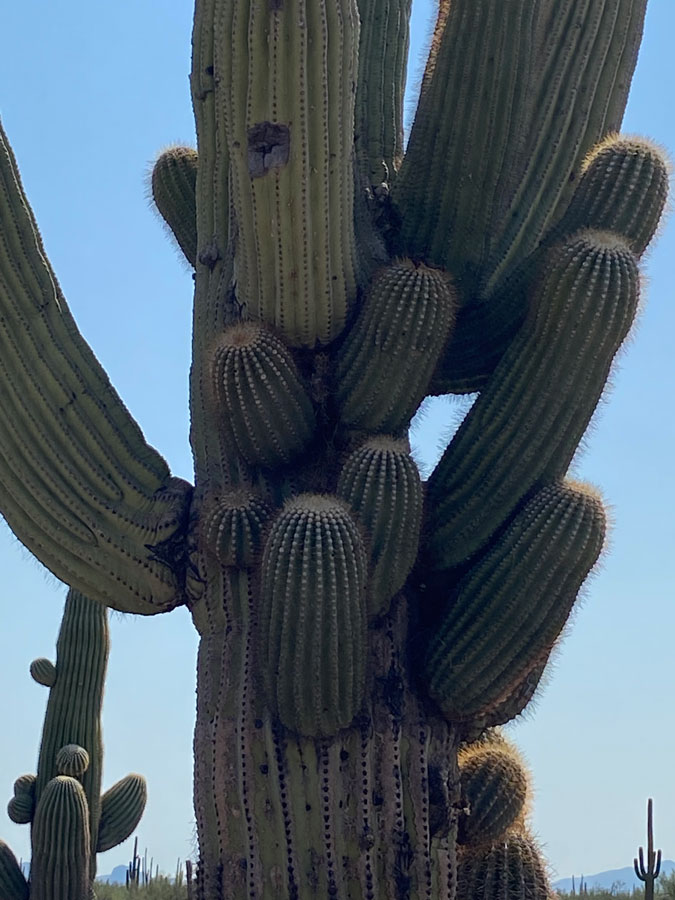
[393,0,647,298]
[354,0,412,187]
[151,147,199,266]
[0,121,192,615]
[29,776,91,900]
[425,232,637,571]
[0,840,29,900]
[96,774,147,853]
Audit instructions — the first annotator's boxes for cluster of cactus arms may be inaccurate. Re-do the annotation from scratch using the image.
[0,590,147,900]
[0,0,668,897]
[454,733,553,900]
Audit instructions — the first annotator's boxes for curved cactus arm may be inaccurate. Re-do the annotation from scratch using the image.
[0,839,29,900]
[393,0,647,298]
[97,774,147,853]
[0,120,192,615]
[354,0,412,187]
[151,147,198,266]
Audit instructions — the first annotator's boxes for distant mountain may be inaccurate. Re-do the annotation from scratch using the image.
[97,865,128,885]
[553,860,675,893]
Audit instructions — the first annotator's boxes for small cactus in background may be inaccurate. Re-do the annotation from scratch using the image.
[635,798,662,900]
[0,0,669,897]
[2,590,147,898]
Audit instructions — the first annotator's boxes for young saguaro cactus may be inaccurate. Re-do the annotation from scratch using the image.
[0,1,669,898]
[2,590,147,898]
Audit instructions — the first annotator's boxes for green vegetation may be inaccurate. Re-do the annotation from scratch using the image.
[0,0,668,896]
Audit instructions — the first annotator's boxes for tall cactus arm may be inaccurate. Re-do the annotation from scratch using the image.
[393,0,647,299]
[354,0,412,188]
[0,121,192,615]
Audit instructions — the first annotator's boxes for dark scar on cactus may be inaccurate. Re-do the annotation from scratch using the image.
[247,122,290,178]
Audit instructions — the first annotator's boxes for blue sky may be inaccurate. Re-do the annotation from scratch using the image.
[0,0,673,881]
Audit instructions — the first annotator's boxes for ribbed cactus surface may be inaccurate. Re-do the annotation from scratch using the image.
[0,0,668,897]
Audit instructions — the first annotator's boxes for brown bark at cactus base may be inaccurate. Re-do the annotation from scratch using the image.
[191,575,460,900]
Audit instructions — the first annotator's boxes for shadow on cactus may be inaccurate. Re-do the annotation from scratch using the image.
[0,0,670,897]
[0,590,147,899]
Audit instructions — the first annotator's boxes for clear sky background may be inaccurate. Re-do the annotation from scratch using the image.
[0,0,673,882]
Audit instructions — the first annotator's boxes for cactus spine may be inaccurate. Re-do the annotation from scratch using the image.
[0,1,668,897]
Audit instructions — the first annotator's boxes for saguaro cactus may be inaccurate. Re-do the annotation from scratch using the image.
[0,1,668,898]
[1,590,146,899]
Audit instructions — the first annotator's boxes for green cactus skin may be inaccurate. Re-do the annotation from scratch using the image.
[210,323,316,469]
[7,775,37,825]
[426,230,638,571]
[429,133,668,397]
[151,146,199,266]
[355,0,412,187]
[0,122,191,615]
[29,775,91,900]
[553,135,670,256]
[0,839,28,900]
[457,745,529,848]
[456,830,553,900]
[260,495,368,736]
[335,259,456,433]
[0,0,665,895]
[33,590,108,878]
[393,0,647,298]
[212,0,361,347]
[337,436,423,617]
[424,482,606,725]
[29,658,57,687]
[55,745,91,779]
[202,489,271,567]
[97,774,148,854]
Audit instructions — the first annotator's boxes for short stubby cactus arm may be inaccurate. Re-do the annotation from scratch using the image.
[393,0,647,298]
[0,122,192,615]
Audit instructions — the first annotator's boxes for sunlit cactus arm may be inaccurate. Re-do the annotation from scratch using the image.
[0,839,28,900]
[456,740,529,848]
[425,231,637,570]
[354,0,412,187]
[393,0,647,298]
[151,146,199,266]
[423,482,606,726]
[0,122,192,615]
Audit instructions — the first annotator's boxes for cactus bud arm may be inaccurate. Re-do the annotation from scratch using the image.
[29,776,91,900]
[0,121,192,615]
